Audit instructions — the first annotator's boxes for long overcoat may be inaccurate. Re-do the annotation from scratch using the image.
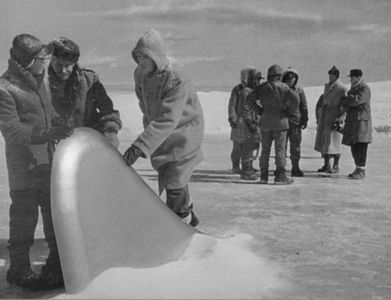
[314,79,348,154]
[131,29,204,192]
[342,80,372,145]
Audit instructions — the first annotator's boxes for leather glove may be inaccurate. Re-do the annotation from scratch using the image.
[301,120,308,130]
[331,118,344,132]
[31,125,73,144]
[247,120,258,132]
[123,145,144,166]
[228,117,238,128]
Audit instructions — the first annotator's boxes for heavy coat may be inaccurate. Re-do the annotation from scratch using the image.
[281,68,308,127]
[342,80,372,145]
[228,68,261,143]
[49,64,121,134]
[314,79,348,154]
[131,29,204,191]
[0,59,59,189]
[250,80,299,131]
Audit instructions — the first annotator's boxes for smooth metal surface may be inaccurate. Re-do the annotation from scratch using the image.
[51,128,196,294]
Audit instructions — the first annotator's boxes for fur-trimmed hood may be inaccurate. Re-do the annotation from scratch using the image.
[131,29,169,72]
[282,67,299,88]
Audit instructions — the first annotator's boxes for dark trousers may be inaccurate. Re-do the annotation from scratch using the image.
[231,141,260,167]
[260,130,288,172]
[8,168,58,268]
[287,125,302,163]
[166,184,191,219]
[350,142,369,167]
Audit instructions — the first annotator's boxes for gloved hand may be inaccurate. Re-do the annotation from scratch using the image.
[31,125,73,144]
[123,145,144,166]
[103,131,120,148]
[247,120,258,132]
[331,118,344,132]
[228,117,238,128]
[301,120,308,130]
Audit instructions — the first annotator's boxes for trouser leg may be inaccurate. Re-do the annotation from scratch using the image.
[351,143,368,167]
[231,141,242,170]
[260,131,273,176]
[333,154,340,167]
[274,130,288,173]
[8,188,39,269]
[289,126,302,169]
[166,185,191,219]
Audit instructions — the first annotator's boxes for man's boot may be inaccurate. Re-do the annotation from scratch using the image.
[7,253,41,290]
[240,160,257,180]
[330,154,340,174]
[317,155,331,173]
[232,162,241,174]
[39,250,64,289]
[259,170,268,184]
[291,159,304,177]
[349,167,365,180]
[274,168,294,185]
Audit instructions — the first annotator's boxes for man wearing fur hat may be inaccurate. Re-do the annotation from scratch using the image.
[342,69,372,180]
[282,68,308,177]
[0,34,72,289]
[48,37,122,148]
[123,29,204,227]
[314,65,348,174]
[249,64,299,184]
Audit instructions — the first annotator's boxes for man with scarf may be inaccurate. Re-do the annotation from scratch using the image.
[48,37,122,148]
[342,69,372,179]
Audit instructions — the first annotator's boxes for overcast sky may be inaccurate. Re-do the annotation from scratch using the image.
[1,0,390,91]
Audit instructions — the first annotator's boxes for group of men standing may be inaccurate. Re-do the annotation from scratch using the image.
[228,64,372,184]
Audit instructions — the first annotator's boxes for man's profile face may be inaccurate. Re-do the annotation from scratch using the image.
[328,73,337,83]
[51,56,75,81]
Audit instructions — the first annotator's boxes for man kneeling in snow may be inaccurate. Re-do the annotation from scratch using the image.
[123,29,204,227]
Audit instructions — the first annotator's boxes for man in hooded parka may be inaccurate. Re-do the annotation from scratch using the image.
[123,29,204,227]
[282,68,308,177]
[228,67,261,180]
[0,34,71,289]
[314,66,348,173]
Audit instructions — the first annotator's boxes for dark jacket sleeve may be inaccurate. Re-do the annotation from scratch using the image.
[228,86,239,122]
[299,88,308,123]
[86,71,122,133]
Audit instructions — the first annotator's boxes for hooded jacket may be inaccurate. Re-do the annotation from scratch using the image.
[131,29,204,190]
[0,59,59,189]
[281,68,308,127]
[228,67,261,143]
[342,79,372,145]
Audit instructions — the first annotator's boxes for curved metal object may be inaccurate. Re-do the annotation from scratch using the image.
[51,128,196,293]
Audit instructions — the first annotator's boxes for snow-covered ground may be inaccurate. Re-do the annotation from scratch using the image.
[0,81,390,299]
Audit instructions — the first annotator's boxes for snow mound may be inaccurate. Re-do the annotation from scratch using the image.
[55,233,284,299]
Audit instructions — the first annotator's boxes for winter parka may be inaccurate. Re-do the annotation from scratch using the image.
[131,29,204,191]
[228,67,261,143]
[48,64,122,134]
[0,59,60,190]
[341,80,372,145]
[281,68,308,127]
[314,79,348,154]
[249,80,299,131]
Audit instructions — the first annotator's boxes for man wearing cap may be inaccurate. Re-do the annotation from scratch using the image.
[48,37,122,148]
[0,33,72,289]
[342,69,372,179]
[314,65,348,174]
[282,67,308,177]
[248,64,299,184]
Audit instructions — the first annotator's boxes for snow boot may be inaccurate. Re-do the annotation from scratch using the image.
[349,168,365,180]
[317,155,331,172]
[240,161,257,180]
[7,265,41,290]
[259,171,268,184]
[274,169,294,185]
[39,251,64,289]
[291,160,303,177]
[330,155,340,174]
[232,166,241,174]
